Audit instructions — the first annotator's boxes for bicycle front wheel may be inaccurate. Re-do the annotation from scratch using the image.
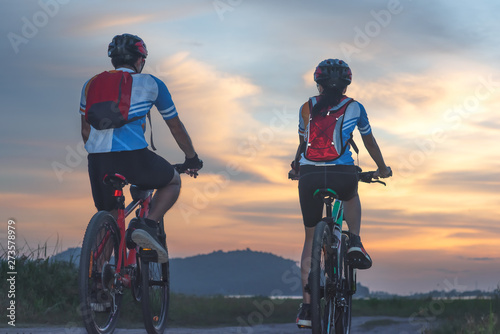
[310,220,334,334]
[78,211,122,334]
[140,247,170,334]
[335,233,353,334]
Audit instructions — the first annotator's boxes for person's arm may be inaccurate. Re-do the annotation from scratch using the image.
[289,102,309,179]
[81,115,90,144]
[165,116,196,158]
[361,132,392,178]
[289,135,304,179]
[294,135,305,162]
[79,80,90,144]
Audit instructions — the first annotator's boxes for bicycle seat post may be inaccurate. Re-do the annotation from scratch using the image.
[103,173,128,210]
[313,188,338,219]
[103,173,129,242]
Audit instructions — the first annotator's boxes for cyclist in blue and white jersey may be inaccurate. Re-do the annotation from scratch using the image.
[80,34,203,263]
[290,59,392,328]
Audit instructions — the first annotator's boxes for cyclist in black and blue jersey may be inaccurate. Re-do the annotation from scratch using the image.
[80,34,203,263]
[290,59,392,328]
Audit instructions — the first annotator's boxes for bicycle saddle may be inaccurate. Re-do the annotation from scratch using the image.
[103,173,128,189]
[130,185,153,202]
[313,188,339,200]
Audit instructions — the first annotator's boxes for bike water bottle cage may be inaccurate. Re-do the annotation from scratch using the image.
[103,173,129,190]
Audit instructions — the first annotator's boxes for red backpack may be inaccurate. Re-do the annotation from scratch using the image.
[305,95,355,162]
[85,71,142,130]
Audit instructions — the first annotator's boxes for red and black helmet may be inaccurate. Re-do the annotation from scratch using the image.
[314,59,352,88]
[108,33,148,59]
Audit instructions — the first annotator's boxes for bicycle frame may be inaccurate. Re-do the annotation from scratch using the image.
[315,188,344,271]
[328,198,344,279]
[309,188,353,334]
[309,171,384,333]
[108,185,154,288]
[81,171,182,334]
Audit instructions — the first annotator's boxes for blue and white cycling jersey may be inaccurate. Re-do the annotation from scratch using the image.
[79,68,178,153]
[298,97,372,166]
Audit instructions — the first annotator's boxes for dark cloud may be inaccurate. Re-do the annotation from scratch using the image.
[435,267,472,275]
[200,157,271,184]
[362,207,500,237]
[462,257,499,262]
[474,120,500,131]
[423,170,500,194]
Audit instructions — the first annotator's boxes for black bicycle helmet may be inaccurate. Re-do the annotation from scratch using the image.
[314,59,352,88]
[108,33,148,60]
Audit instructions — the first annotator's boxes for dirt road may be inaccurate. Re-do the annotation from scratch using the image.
[0,316,434,334]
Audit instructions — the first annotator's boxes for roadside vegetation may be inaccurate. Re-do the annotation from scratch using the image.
[1,244,498,332]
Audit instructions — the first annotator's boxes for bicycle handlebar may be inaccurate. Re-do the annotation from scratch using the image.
[173,164,188,173]
[173,163,200,178]
[357,171,386,186]
[288,169,387,186]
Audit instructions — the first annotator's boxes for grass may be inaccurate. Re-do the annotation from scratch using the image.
[0,243,299,328]
[431,300,499,334]
[1,241,81,325]
[1,243,499,332]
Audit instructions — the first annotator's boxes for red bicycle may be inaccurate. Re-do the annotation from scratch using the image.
[78,170,184,334]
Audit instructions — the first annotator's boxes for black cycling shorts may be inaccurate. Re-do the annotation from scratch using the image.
[88,148,175,211]
[298,164,358,228]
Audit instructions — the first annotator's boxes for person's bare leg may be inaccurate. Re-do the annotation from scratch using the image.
[147,171,181,222]
[301,226,315,304]
[344,193,372,268]
[343,194,361,235]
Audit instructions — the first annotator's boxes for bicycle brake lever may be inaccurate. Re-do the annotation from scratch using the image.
[359,172,386,186]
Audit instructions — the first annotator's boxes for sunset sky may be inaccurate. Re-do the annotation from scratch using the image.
[1,0,500,295]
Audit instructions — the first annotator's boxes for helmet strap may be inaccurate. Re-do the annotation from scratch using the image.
[132,57,145,73]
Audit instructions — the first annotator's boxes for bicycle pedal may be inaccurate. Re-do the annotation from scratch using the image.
[140,248,159,262]
[297,324,312,329]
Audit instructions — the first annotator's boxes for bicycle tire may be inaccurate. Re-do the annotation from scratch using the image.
[310,220,334,334]
[131,252,142,302]
[140,220,170,334]
[78,211,123,334]
[334,233,353,334]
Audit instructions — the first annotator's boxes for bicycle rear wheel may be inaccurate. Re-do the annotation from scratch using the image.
[335,233,353,334]
[310,220,334,334]
[78,211,122,334]
[140,244,169,334]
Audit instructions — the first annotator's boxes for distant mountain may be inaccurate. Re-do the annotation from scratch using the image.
[51,247,303,296]
[169,249,302,296]
[51,247,374,297]
[354,283,370,299]
[50,247,81,264]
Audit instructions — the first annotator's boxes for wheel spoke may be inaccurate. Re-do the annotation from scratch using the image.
[310,221,333,334]
[79,212,122,334]
[141,248,170,334]
[334,234,353,334]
